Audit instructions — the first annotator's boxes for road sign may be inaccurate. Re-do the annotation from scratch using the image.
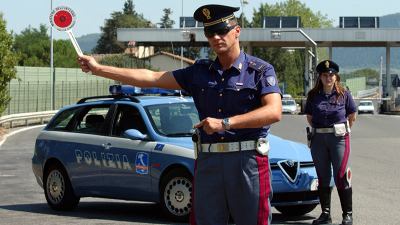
[392,75,400,87]
[49,6,82,56]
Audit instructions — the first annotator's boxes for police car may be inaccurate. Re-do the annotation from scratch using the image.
[32,85,321,221]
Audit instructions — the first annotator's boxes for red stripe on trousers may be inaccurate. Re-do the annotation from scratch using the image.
[190,160,197,225]
[338,133,350,189]
[256,155,271,225]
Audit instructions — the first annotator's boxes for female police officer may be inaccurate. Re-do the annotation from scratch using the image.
[305,60,356,225]
[78,4,282,225]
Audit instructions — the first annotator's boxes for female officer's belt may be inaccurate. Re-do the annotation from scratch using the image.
[314,127,335,133]
[200,140,256,153]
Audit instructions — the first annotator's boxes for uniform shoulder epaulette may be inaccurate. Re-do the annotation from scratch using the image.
[195,59,213,65]
[248,59,269,72]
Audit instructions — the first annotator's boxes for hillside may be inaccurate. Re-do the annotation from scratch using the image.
[76,33,100,53]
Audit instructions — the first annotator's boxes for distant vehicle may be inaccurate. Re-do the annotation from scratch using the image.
[282,94,293,99]
[358,100,375,114]
[282,99,298,114]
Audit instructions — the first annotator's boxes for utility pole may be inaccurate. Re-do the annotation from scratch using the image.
[181,0,184,69]
[50,0,55,110]
[379,56,383,103]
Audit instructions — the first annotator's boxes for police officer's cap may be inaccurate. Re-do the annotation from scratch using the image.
[193,4,240,32]
[316,60,339,74]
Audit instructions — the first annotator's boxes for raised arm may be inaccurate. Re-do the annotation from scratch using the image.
[78,55,181,90]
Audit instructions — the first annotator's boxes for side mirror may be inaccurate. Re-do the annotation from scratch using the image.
[123,129,146,140]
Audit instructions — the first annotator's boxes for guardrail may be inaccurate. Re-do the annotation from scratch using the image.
[357,87,379,98]
[0,110,58,129]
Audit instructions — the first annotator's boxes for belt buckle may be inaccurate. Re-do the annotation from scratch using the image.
[217,144,226,152]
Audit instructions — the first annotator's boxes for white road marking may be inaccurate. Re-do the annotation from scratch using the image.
[0,174,16,177]
[0,125,46,147]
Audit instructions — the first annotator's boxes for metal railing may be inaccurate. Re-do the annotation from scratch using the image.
[0,110,58,128]
[357,87,379,98]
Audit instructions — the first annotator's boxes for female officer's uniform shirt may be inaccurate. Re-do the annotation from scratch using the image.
[172,51,281,143]
[305,90,356,128]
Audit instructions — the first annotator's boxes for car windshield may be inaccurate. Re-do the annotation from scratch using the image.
[360,101,372,106]
[145,102,199,137]
[282,100,296,106]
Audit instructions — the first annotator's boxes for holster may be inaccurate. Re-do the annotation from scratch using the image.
[306,127,313,148]
[192,128,201,159]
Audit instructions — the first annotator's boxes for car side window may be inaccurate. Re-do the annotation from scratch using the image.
[112,104,147,137]
[47,107,81,131]
[73,105,110,135]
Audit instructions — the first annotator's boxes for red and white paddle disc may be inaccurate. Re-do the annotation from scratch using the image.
[49,6,76,31]
[49,6,82,56]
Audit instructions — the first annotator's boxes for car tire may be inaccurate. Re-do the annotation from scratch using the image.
[275,204,317,216]
[44,164,80,210]
[160,169,192,221]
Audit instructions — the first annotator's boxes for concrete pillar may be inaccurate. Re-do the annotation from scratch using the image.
[243,42,253,55]
[304,46,311,95]
[386,45,391,98]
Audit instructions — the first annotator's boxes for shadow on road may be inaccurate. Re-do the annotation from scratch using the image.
[0,201,180,224]
[0,200,318,225]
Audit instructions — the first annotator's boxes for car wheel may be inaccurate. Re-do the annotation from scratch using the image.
[275,204,317,216]
[44,164,80,210]
[160,169,192,221]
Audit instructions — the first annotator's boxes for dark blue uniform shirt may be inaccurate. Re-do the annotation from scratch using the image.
[173,51,281,143]
[305,90,356,128]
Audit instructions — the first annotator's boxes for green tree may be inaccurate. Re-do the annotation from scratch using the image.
[13,24,49,67]
[13,24,79,67]
[94,0,153,54]
[0,14,18,114]
[251,0,333,96]
[251,0,332,28]
[159,8,175,28]
[53,39,82,68]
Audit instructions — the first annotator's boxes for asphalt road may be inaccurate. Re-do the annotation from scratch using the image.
[0,114,399,225]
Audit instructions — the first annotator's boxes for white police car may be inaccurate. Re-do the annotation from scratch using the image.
[32,85,322,221]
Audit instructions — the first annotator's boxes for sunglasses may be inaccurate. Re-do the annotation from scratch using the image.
[204,25,236,38]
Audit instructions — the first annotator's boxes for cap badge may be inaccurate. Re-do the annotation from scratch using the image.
[325,60,330,69]
[202,8,211,19]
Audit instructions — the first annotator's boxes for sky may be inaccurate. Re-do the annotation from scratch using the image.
[1,0,399,40]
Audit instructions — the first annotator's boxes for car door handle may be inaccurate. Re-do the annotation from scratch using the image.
[102,143,112,150]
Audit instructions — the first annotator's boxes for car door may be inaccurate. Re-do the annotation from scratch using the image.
[100,103,156,200]
[68,103,113,194]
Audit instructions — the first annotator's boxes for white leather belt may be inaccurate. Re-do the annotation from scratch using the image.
[314,127,334,133]
[200,140,256,153]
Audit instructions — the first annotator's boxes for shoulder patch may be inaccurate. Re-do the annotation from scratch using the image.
[266,76,276,86]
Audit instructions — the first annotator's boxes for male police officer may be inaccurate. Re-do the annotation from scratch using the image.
[78,4,282,225]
